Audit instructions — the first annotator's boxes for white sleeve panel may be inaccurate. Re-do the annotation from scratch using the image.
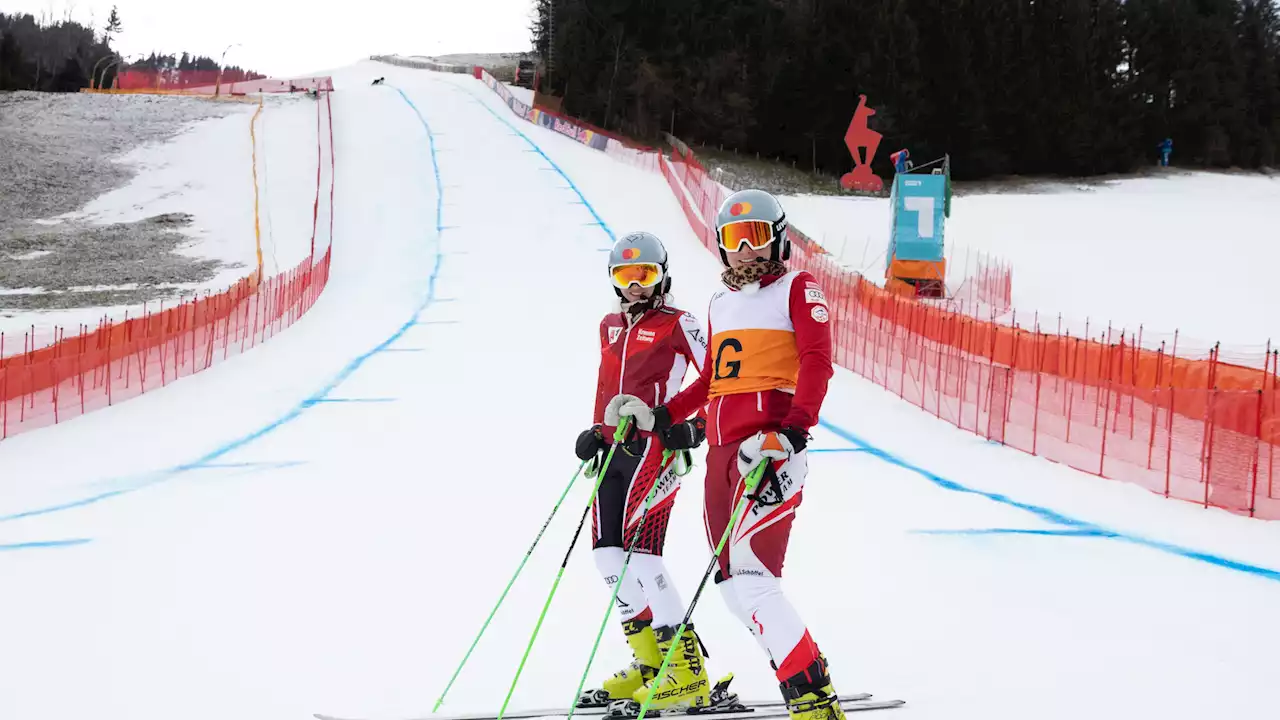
[664,354,690,404]
[677,311,709,373]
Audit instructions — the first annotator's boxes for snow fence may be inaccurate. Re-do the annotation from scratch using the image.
[372,57,1280,519]
[0,84,336,441]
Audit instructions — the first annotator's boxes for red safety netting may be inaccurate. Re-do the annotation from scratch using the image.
[107,70,332,96]
[478,70,1280,518]
[0,90,336,441]
[0,250,331,438]
[656,151,1280,519]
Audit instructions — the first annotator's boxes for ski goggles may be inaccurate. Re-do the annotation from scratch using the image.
[718,220,776,253]
[610,262,665,289]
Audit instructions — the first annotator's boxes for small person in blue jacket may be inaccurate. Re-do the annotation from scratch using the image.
[891,148,911,174]
[1158,138,1173,167]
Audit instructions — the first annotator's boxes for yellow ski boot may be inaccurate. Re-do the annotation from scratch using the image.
[630,624,711,711]
[780,656,847,720]
[600,618,662,701]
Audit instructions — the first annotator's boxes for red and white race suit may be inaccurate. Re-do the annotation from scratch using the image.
[588,303,707,629]
[664,269,835,684]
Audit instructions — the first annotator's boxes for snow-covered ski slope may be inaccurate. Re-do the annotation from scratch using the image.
[2,61,1279,720]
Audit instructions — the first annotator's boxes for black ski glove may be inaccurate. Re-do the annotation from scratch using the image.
[661,417,707,451]
[779,426,809,453]
[575,424,607,461]
[649,405,673,434]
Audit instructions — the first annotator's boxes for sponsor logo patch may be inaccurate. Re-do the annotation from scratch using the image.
[608,326,623,344]
[811,306,829,323]
[804,287,827,305]
[637,329,657,343]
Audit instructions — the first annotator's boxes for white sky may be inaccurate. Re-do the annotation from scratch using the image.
[5,0,536,76]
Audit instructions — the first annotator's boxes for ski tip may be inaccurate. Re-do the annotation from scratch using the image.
[843,699,906,712]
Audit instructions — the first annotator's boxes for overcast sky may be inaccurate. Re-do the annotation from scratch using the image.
[5,0,537,76]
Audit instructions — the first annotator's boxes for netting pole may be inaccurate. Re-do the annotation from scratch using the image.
[1270,350,1277,500]
[1032,329,1044,455]
[1148,342,1166,470]
[1054,314,1063,395]
[1095,323,1112,428]
[1113,332,1127,433]
[898,299,908,399]
[1081,318,1090,406]
[1249,389,1263,517]
[1099,343,1114,477]
[1130,325,1143,440]
[934,319,944,419]
[1202,383,1218,508]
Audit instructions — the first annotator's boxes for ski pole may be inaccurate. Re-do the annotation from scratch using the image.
[434,456,591,712]
[566,448,687,720]
[497,418,633,720]
[635,461,769,720]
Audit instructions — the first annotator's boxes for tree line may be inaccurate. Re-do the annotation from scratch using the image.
[532,0,1280,178]
[1,9,262,92]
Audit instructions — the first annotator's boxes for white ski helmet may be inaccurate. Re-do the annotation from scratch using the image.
[715,189,790,265]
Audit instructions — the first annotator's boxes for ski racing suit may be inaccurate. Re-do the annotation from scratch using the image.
[590,304,707,629]
[663,269,834,685]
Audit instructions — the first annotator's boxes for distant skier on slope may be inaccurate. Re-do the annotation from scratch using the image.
[574,231,713,707]
[610,190,845,720]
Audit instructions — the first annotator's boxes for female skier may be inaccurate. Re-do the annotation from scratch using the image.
[574,231,711,708]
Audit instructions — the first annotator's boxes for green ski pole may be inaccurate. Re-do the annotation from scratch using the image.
[566,449,692,719]
[635,461,768,720]
[433,456,591,711]
[496,418,633,720]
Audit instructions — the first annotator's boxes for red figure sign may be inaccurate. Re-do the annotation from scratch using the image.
[841,95,884,192]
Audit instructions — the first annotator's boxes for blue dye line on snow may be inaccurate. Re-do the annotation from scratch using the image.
[807,448,870,454]
[817,418,1280,584]
[0,84,450,526]
[0,538,92,551]
[392,86,446,234]
[449,81,616,243]
[0,490,129,523]
[311,397,398,403]
[189,461,308,471]
[912,528,1117,538]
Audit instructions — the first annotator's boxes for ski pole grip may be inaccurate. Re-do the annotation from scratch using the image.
[612,415,633,443]
[743,461,767,492]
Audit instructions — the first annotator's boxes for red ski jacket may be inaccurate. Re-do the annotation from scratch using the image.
[594,305,707,434]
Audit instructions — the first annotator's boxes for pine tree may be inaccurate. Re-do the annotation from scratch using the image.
[104,5,121,42]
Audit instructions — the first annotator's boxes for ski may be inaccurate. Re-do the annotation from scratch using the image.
[313,694,891,720]
[594,694,875,718]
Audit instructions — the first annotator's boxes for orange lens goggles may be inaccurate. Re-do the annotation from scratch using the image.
[719,220,775,252]
[610,262,664,288]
